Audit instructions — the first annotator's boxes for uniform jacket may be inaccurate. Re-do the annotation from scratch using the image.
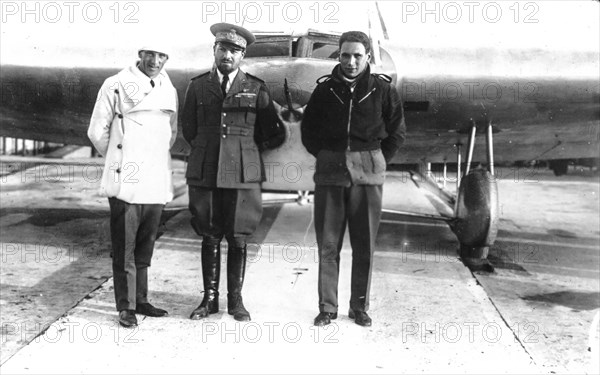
[87,65,178,204]
[302,64,406,186]
[182,68,284,189]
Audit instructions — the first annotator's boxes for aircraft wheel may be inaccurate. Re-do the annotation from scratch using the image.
[450,168,499,273]
[459,244,494,272]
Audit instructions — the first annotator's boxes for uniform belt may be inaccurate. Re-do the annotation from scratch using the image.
[197,126,254,136]
[224,126,254,136]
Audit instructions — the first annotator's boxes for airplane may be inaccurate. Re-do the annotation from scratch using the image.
[1,1,598,271]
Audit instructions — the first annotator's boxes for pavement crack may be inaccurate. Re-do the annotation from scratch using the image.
[471,272,539,367]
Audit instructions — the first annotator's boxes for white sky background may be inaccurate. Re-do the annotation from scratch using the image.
[1,0,599,69]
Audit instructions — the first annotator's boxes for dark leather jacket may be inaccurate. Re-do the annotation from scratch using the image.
[302,64,406,186]
[182,68,284,188]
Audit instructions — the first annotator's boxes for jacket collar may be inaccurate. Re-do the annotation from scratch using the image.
[216,68,239,86]
[209,67,247,98]
[331,64,372,96]
[130,63,169,88]
[115,65,176,113]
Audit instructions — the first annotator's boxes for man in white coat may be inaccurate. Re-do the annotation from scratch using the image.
[88,45,178,328]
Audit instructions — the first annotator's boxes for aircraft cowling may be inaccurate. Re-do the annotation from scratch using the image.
[241,57,338,107]
[450,168,499,266]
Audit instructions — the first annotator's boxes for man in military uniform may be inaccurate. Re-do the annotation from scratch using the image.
[302,31,406,327]
[182,23,284,322]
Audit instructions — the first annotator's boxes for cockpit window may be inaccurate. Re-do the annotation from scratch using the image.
[245,39,291,57]
[243,34,340,59]
[311,42,339,60]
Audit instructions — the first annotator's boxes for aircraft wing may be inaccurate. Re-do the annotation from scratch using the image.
[391,46,600,166]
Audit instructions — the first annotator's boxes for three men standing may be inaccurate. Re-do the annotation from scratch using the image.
[302,31,406,327]
[88,45,178,328]
[89,26,403,329]
[182,23,284,322]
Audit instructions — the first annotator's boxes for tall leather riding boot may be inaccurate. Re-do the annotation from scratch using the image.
[190,241,221,319]
[227,244,251,321]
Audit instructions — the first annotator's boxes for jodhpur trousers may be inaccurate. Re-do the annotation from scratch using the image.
[188,186,262,247]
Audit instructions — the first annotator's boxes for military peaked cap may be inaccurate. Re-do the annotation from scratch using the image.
[210,23,255,50]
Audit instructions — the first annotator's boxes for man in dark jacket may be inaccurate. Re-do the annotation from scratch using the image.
[182,23,284,322]
[302,31,406,327]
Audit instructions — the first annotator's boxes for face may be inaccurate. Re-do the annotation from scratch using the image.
[138,50,168,79]
[339,42,370,79]
[214,43,245,75]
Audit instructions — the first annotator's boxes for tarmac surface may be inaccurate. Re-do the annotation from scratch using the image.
[1,155,599,374]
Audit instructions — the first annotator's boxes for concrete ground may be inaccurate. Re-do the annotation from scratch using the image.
[1,156,113,363]
[474,166,600,374]
[1,157,598,374]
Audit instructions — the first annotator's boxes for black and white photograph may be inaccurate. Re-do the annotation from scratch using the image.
[1,1,599,373]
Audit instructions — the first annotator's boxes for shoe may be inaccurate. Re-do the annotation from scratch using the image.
[119,310,137,328]
[135,303,168,317]
[190,291,219,320]
[313,312,337,326]
[228,294,251,322]
[349,308,372,327]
